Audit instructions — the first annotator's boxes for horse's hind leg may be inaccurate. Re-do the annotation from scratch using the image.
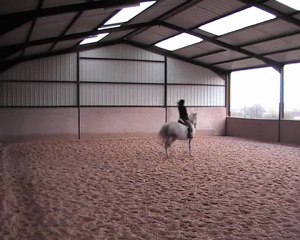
[188,139,193,157]
[168,136,177,147]
[165,136,177,158]
[164,136,171,158]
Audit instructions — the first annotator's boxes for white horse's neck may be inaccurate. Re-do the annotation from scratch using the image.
[188,113,196,124]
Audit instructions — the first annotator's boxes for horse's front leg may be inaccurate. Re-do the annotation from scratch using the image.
[165,145,169,158]
[164,137,170,158]
[188,139,193,157]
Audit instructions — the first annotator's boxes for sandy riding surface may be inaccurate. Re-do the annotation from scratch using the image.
[1,136,300,240]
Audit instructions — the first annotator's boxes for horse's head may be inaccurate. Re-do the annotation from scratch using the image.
[189,113,197,129]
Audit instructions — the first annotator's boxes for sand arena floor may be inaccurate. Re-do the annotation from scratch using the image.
[0,135,300,240]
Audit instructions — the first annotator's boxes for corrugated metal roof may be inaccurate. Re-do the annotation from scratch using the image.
[24,44,53,56]
[0,22,32,45]
[42,0,87,9]
[30,13,77,41]
[267,49,300,63]
[104,30,134,42]
[0,0,38,14]
[66,9,114,35]
[0,0,299,73]
[219,19,300,46]
[166,0,246,28]
[195,50,247,64]
[243,33,300,55]
[214,57,265,71]
[175,42,223,58]
[52,39,82,52]
[130,26,178,45]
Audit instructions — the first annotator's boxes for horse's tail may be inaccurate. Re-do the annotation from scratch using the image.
[158,124,169,141]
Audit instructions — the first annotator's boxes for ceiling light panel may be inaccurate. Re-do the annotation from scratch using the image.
[155,33,203,51]
[275,0,300,10]
[104,1,156,25]
[79,33,109,45]
[98,25,121,31]
[198,7,276,36]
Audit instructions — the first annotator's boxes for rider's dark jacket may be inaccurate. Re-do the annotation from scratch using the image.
[178,105,189,120]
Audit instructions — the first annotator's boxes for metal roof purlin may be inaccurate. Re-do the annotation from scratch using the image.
[0,0,154,36]
[159,21,283,71]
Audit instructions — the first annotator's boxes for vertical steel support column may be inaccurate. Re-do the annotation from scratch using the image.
[225,72,231,136]
[164,56,168,122]
[226,72,231,117]
[76,52,81,139]
[278,66,284,142]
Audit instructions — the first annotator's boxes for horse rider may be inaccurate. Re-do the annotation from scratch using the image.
[177,99,193,138]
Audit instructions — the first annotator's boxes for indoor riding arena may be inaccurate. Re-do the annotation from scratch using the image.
[1,1,300,240]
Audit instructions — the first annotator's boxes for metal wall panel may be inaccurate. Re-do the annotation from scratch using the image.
[80,83,164,106]
[0,44,226,108]
[167,85,225,106]
[0,53,77,81]
[80,59,164,83]
[80,44,164,61]
[167,58,225,85]
[0,82,77,106]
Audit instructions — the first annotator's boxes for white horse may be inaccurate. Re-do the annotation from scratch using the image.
[158,113,197,157]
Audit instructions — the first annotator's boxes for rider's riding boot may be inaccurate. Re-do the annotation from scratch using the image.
[188,128,193,138]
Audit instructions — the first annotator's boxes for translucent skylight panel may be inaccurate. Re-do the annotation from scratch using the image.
[104,1,156,25]
[79,33,109,45]
[98,25,121,31]
[275,0,300,10]
[155,33,203,51]
[198,7,276,36]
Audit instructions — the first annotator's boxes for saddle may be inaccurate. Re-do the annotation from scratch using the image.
[178,118,193,139]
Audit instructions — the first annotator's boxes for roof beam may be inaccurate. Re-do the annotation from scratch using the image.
[21,0,44,58]
[0,21,157,59]
[48,0,99,52]
[160,21,283,71]
[238,0,300,27]
[0,0,153,36]
[48,12,83,52]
